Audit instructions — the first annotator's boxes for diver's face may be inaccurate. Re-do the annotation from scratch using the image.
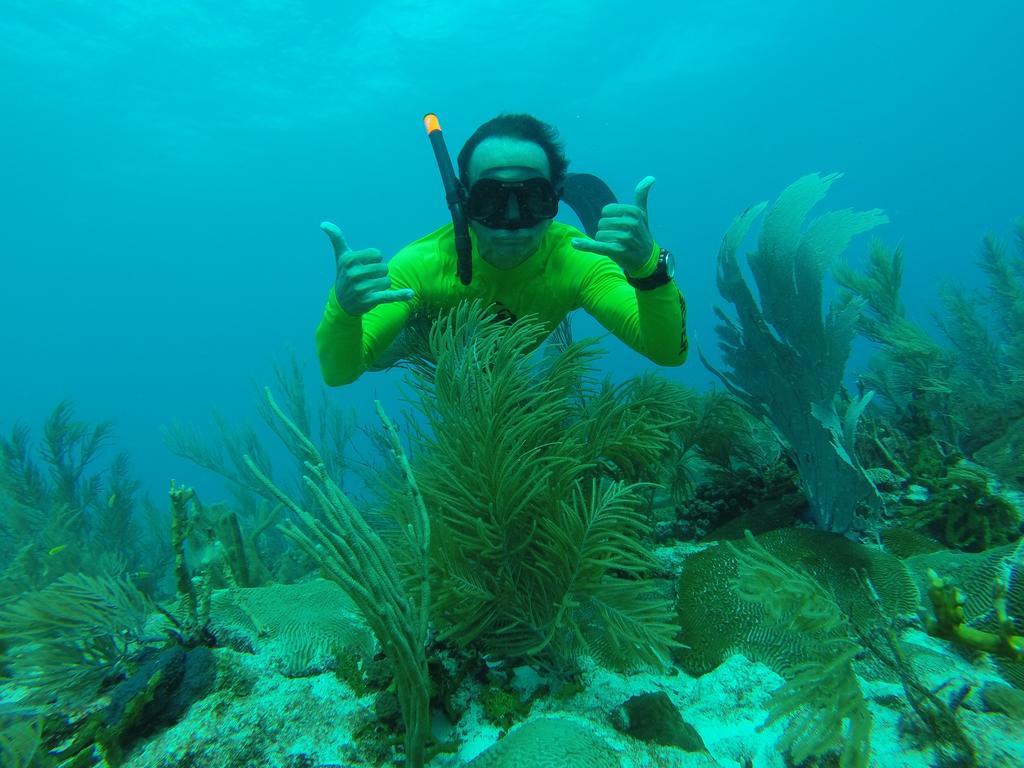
[466,137,553,270]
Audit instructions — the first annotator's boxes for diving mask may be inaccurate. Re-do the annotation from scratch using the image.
[466,177,559,229]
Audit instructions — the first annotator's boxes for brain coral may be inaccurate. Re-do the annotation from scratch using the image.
[467,718,621,768]
[675,527,919,676]
[207,578,374,675]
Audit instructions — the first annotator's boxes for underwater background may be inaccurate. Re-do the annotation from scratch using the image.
[2,0,1020,501]
[2,1,1024,767]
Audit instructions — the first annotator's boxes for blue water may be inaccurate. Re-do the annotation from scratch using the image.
[2,1,1021,503]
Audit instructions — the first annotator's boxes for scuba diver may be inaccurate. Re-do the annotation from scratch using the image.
[315,113,688,386]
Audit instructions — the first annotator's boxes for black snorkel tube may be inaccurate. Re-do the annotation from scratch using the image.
[423,113,473,285]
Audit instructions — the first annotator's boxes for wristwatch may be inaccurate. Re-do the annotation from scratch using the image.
[626,248,676,290]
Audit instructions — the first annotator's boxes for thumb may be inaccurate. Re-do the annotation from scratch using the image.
[634,176,656,216]
[320,221,349,266]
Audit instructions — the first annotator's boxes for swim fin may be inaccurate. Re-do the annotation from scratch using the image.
[560,172,617,239]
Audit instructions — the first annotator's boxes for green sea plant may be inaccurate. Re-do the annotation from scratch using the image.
[163,354,358,584]
[837,221,1024,469]
[0,706,42,768]
[386,300,682,677]
[245,394,432,768]
[0,571,156,710]
[728,530,871,768]
[701,173,887,533]
[480,685,534,729]
[0,401,148,592]
[896,459,1021,551]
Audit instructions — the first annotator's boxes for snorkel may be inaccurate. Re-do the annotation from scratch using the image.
[423,113,473,285]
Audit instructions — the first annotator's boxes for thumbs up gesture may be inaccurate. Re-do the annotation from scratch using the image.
[570,176,657,274]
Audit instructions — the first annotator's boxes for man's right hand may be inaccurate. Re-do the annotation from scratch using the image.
[321,221,415,316]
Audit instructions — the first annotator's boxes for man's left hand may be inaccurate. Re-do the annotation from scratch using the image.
[570,176,656,273]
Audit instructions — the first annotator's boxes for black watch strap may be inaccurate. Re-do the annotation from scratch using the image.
[626,248,674,290]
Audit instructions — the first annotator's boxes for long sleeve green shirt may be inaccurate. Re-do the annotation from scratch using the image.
[316,220,688,386]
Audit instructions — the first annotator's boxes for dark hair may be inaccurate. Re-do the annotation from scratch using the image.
[457,113,570,190]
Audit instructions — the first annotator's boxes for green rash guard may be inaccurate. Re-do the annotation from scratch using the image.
[315,220,689,387]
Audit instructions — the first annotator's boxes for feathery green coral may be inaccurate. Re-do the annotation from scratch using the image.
[383,300,681,677]
[0,708,42,768]
[0,572,155,709]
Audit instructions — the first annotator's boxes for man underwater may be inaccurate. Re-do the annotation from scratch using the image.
[315,113,688,386]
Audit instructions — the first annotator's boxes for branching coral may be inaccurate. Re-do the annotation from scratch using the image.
[921,567,1024,661]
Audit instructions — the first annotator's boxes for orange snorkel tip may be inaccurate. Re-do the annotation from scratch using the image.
[423,113,441,134]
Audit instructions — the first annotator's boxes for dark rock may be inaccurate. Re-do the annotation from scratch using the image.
[609,691,707,751]
[98,645,216,764]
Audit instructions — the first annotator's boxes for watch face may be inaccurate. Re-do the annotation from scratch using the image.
[664,249,676,278]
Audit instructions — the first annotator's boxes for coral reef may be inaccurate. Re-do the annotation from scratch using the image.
[6,213,1024,767]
